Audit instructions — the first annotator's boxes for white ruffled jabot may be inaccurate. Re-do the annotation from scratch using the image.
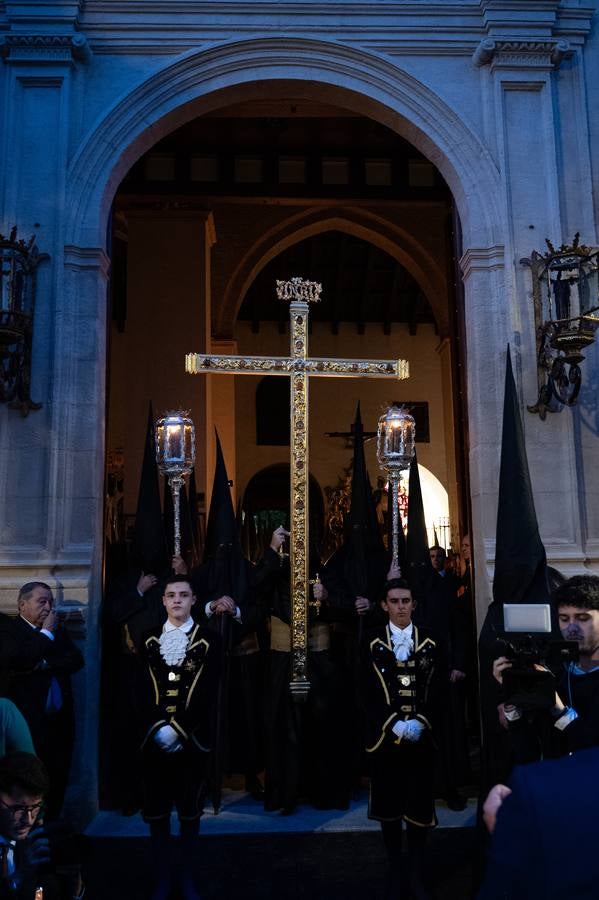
[389,621,414,662]
[158,617,194,666]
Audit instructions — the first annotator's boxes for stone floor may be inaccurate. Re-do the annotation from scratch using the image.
[84,790,480,899]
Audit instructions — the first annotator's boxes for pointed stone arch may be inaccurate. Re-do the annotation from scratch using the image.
[216,205,449,337]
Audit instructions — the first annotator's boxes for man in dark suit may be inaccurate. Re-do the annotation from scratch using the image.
[4,583,83,819]
[479,746,599,900]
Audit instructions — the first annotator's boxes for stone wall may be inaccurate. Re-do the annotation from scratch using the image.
[0,0,597,820]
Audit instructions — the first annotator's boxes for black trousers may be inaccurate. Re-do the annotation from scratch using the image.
[142,742,208,822]
[368,739,436,827]
[34,709,75,820]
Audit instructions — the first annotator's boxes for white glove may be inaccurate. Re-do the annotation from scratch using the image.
[154,724,183,752]
[392,718,425,742]
[404,719,425,741]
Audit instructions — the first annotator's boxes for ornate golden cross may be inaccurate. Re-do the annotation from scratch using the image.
[186,277,409,700]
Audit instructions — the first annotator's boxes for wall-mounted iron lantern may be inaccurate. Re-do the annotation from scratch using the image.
[526,234,599,419]
[0,227,49,416]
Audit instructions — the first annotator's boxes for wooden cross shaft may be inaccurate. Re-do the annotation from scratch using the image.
[186,289,409,700]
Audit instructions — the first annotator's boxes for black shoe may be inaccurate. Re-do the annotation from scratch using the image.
[385,864,410,900]
[149,880,171,900]
[245,775,265,801]
[181,880,201,900]
[445,791,467,812]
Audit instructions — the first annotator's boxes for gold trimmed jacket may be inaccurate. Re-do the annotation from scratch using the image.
[138,623,219,752]
[363,623,439,754]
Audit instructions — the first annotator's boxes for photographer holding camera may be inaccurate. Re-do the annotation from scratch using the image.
[493,575,599,763]
[0,753,84,900]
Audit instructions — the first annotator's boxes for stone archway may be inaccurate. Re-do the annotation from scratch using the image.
[60,37,508,817]
[65,38,502,250]
[64,37,506,589]
[216,206,449,338]
[62,33,505,617]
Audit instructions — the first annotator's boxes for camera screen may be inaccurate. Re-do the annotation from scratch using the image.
[503,603,552,634]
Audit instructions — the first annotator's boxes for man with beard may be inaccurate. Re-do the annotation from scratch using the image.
[493,575,599,758]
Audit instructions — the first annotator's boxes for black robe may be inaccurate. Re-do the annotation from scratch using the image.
[259,548,347,812]
[417,568,471,791]
[190,555,266,783]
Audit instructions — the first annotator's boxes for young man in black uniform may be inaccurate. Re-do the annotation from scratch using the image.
[137,576,219,900]
[364,578,439,900]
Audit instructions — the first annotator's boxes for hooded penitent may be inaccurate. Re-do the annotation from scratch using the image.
[492,345,551,608]
[405,451,430,597]
[202,430,249,608]
[131,402,168,576]
[336,403,388,605]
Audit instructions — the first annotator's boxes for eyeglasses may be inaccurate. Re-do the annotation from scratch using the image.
[0,798,43,818]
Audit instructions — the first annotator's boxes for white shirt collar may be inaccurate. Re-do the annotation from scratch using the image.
[163,616,195,634]
[20,614,37,629]
[389,621,413,639]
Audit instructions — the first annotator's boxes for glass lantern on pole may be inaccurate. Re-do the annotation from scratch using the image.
[155,410,195,557]
[376,406,416,568]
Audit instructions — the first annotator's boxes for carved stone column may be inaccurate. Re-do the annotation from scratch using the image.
[471,26,592,573]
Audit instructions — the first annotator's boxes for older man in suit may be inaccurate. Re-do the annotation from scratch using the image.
[4,583,83,819]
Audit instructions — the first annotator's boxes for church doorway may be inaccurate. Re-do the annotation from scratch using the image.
[105,97,470,570]
[100,86,474,810]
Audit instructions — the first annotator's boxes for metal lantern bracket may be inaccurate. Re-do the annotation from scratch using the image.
[525,235,599,419]
[0,227,49,416]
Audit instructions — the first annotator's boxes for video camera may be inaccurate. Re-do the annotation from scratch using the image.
[30,820,88,869]
[499,604,579,711]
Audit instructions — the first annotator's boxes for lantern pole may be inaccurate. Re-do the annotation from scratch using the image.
[169,473,185,557]
[388,469,401,569]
